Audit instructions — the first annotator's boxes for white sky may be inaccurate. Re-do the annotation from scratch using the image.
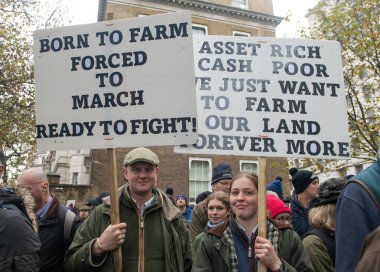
[63,0,320,38]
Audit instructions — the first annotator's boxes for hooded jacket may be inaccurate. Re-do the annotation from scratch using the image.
[0,189,41,272]
[65,184,192,272]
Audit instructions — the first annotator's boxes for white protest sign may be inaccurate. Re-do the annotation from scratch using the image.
[34,12,197,151]
[175,36,350,159]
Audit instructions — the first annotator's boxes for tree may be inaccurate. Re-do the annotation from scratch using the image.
[0,0,67,180]
[308,0,379,161]
[289,0,379,174]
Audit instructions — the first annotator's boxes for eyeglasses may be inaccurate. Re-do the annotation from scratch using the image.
[275,216,292,222]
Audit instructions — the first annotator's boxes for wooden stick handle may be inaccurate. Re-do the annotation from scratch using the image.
[107,148,122,272]
[258,157,267,272]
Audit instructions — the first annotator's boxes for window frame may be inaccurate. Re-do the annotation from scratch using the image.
[239,160,258,174]
[72,172,78,185]
[188,157,212,202]
[231,0,248,9]
[233,30,251,37]
[192,23,208,35]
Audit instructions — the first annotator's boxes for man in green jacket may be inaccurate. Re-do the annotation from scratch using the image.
[65,147,192,272]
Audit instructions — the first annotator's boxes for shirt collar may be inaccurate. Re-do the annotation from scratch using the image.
[132,195,155,215]
[37,195,53,220]
[235,220,258,241]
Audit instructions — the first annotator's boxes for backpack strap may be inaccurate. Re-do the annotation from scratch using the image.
[64,209,76,240]
[305,227,335,264]
[348,179,380,211]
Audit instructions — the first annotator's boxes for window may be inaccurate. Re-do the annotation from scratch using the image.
[72,172,78,185]
[231,0,247,9]
[192,23,208,36]
[239,160,258,174]
[233,30,251,37]
[189,158,211,202]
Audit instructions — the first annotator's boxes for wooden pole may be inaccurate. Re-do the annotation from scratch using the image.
[258,157,267,272]
[107,148,122,272]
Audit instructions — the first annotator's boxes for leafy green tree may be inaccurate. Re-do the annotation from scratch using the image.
[308,0,379,161]
[0,0,66,180]
[290,0,379,174]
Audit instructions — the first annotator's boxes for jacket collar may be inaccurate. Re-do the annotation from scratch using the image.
[102,184,182,222]
[208,218,230,237]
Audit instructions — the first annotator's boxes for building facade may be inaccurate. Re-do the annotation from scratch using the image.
[91,0,286,203]
[37,0,288,205]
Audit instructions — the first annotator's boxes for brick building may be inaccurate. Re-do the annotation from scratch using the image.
[40,0,290,205]
[89,0,288,203]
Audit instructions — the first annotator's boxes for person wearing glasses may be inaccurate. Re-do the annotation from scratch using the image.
[266,194,292,229]
[303,178,346,272]
[289,168,320,238]
[190,163,233,242]
[193,172,314,272]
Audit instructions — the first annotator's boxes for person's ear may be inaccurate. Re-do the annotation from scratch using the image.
[41,181,49,193]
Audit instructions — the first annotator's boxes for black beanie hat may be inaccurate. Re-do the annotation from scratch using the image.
[211,164,232,185]
[312,178,346,208]
[289,167,318,194]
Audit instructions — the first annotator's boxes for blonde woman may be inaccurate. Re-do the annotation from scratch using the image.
[303,178,346,272]
[193,172,314,272]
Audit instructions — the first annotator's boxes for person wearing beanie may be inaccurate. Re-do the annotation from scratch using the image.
[193,172,314,272]
[165,187,175,205]
[266,176,283,199]
[176,194,192,224]
[189,163,233,242]
[266,194,292,229]
[195,191,211,204]
[303,178,346,272]
[289,167,320,238]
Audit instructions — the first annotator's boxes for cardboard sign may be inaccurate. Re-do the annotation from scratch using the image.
[176,36,350,159]
[34,12,197,151]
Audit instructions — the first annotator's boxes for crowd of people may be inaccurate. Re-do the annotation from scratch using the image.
[0,147,379,272]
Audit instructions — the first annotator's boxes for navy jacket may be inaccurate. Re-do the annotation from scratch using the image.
[290,194,310,238]
[38,196,81,272]
[0,200,41,272]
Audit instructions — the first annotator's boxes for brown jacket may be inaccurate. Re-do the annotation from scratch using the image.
[355,225,380,272]
[189,199,208,242]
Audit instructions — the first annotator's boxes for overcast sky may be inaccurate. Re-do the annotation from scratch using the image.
[64,0,320,38]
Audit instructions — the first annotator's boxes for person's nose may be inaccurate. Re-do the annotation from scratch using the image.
[236,192,245,200]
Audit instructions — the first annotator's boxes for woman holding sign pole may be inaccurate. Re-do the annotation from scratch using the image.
[192,172,314,272]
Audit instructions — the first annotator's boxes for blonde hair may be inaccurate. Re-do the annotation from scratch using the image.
[309,204,336,232]
[0,182,38,232]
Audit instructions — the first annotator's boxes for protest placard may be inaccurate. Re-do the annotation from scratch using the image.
[176,36,350,160]
[34,11,197,151]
